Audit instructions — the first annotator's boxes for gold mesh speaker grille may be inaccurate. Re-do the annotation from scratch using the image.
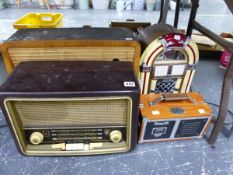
[8,98,130,128]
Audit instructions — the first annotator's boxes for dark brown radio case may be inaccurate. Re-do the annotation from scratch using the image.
[0,61,140,156]
[2,27,141,75]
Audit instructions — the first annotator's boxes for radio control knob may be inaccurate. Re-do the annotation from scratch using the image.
[30,132,44,145]
[110,130,122,143]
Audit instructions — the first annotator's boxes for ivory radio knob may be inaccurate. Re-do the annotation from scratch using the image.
[110,130,122,143]
[30,132,44,145]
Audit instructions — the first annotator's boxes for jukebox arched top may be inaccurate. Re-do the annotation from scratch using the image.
[139,33,199,94]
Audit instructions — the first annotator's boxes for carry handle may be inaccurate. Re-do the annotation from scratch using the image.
[148,93,192,106]
[163,93,191,102]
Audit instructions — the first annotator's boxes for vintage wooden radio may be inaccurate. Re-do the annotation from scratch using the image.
[1,28,141,75]
[139,93,212,143]
[139,33,199,94]
[0,61,140,156]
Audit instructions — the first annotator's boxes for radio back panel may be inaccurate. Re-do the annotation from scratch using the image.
[2,28,141,75]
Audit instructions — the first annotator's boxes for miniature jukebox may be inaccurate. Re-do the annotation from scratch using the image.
[139,33,199,94]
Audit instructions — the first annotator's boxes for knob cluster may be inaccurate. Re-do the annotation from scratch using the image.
[30,130,123,145]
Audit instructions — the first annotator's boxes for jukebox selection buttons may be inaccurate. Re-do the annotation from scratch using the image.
[110,130,122,143]
[30,132,44,145]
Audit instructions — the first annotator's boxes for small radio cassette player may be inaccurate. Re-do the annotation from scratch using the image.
[139,92,212,143]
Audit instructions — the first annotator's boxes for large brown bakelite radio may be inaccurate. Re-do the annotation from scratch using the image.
[1,28,141,75]
[0,61,140,156]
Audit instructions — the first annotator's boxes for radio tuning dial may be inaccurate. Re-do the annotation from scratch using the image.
[30,132,44,145]
[110,130,122,143]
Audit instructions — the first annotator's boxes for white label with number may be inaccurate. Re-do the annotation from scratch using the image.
[124,81,136,87]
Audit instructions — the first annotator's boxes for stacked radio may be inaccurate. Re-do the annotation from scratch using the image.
[1,28,141,74]
[0,26,212,156]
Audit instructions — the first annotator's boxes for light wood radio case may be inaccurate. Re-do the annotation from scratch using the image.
[2,28,141,75]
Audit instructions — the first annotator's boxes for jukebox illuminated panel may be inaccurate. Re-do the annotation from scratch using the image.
[139,33,199,94]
